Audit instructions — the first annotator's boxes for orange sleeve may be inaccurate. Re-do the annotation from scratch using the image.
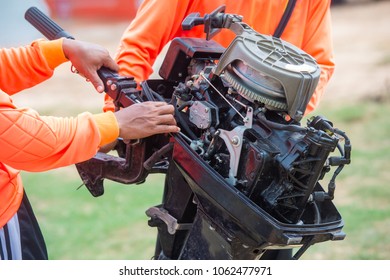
[0,98,96,171]
[117,0,194,81]
[301,0,334,114]
[104,0,194,112]
[0,95,120,171]
[92,111,119,146]
[0,39,120,171]
[0,38,67,95]
[37,38,68,69]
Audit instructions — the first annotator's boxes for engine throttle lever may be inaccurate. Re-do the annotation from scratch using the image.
[182,5,227,40]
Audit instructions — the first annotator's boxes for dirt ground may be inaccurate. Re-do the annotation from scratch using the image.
[324,0,390,104]
[11,1,390,113]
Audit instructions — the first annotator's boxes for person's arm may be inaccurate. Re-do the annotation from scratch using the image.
[0,96,178,172]
[0,95,105,171]
[301,0,335,114]
[0,39,63,95]
[0,38,178,172]
[0,37,119,95]
[0,38,116,171]
[104,0,193,112]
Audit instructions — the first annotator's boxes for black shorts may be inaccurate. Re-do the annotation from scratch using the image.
[0,191,48,260]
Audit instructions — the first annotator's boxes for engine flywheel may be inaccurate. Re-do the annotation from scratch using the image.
[214,28,320,120]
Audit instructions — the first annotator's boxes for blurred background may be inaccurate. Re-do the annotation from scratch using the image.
[1,0,390,259]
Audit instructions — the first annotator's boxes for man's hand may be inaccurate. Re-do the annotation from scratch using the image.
[114,101,180,139]
[62,38,119,93]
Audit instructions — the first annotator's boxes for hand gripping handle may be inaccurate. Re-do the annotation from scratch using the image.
[24,6,134,99]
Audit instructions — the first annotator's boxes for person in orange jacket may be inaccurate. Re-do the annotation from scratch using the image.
[0,37,179,259]
[105,0,334,116]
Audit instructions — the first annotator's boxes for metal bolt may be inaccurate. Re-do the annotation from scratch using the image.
[231,136,240,146]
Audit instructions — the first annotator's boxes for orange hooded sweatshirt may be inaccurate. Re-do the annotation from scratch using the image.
[0,38,119,227]
[107,0,334,115]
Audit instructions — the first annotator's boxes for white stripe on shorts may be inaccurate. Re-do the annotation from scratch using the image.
[0,213,22,260]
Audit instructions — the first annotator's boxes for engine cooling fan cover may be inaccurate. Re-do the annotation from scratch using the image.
[214,32,320,120]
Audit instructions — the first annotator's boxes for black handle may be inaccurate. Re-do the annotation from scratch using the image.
[24,6,75,40]
[181,12,203,30]
[181,5,227,40]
